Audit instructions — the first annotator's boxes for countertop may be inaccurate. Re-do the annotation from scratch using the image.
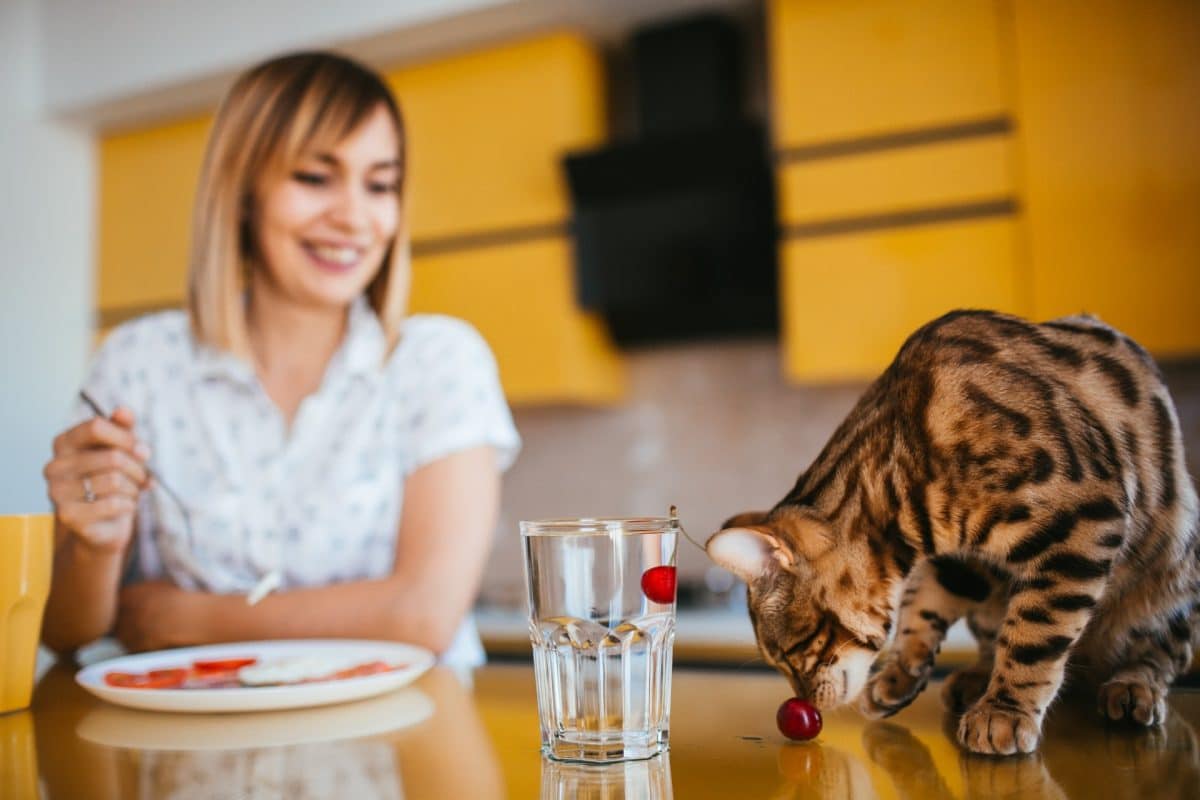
[10,660,1200,799]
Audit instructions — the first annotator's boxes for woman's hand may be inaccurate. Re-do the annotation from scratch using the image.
[44,407,150,555]
[116,580,197,652]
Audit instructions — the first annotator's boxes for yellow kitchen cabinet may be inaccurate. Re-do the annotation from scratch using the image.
[387,31,621,403]
[410,237,623,404]
[97,115,210,321]
[782,217,1025,382]
[767,0,1009,149]
[385,32,606,242]
[768,0,1023,383]
[1010,0,1200,357]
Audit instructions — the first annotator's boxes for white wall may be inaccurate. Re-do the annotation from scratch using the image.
[0,0,93,515]
[41,0,508,125]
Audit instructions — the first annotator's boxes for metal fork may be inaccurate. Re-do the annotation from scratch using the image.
[78,390,206,583]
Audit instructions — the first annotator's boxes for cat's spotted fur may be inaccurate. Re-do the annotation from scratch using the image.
[707,310,1199,755]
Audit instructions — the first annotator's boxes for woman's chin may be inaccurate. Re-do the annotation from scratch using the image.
[295,273,375,308]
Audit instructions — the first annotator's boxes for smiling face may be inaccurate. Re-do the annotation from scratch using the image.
[250,103,402,311]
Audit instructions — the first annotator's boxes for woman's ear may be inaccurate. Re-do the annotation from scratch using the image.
[705,526,792,584]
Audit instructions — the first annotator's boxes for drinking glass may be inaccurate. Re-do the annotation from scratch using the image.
[1,513,52,714]
[521,517,678,763]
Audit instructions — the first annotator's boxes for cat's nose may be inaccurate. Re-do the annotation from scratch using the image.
[781,669,808,698]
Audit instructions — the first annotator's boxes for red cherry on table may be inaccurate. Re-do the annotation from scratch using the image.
[640,566,677,604]
[777,697,822,741]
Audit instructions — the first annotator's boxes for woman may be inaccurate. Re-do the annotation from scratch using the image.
[40,52,519,667]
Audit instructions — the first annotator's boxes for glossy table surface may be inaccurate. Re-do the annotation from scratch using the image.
[6,660,1200,799]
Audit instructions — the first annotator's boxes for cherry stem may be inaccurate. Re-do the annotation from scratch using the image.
[669,505,707,562]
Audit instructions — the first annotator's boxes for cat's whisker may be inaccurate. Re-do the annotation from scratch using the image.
[733,655,766,671]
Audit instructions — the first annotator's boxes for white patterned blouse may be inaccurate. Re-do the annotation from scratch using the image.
[73,297,521,667]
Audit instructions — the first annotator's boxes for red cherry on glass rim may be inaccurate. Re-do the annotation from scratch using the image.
[640,566,676,604]
[777,697,822,741]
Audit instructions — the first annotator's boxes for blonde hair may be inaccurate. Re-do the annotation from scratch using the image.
[188,51,409,357]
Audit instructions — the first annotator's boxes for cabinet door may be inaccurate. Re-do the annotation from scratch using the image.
[390,32,622,403]
[768,0,1009,149]
[386,33,606,242]
[411,237,623,404]
[777,136,1015,225]
[1012,0,1200,356]
[97,116,210,320]
[782,218,1024,381]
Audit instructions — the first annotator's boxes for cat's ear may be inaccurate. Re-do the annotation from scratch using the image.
[705,526,791,583]
[772,506,836,563]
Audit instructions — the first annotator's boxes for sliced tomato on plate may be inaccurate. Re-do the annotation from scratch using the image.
[331,661,400,680]
[103,671,143,688]
[192,657,258,672]
[104,668,188,689]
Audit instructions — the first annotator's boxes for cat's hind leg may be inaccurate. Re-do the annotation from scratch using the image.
[1096,502,1200,727]
[1097,603,1196,727]
[860,557,996,718]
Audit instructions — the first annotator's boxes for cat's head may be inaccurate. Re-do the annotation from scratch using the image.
[706,505,897,709]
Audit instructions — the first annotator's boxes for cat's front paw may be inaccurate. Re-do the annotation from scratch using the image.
[957,698,1041,755]
[858,651,932,719]
[941,665,992,713]
[1098,676,1169,726]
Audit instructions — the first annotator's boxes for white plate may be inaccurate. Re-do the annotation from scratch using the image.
[76,639,435,714]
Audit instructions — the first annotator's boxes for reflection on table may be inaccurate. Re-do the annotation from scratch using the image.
[540,753,672,800]
[26,665,502,799]
[13,661,1200,798]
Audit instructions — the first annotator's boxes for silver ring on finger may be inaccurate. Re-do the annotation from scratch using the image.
[82,475,96,503]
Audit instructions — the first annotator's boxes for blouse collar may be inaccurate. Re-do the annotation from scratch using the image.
[191,295,387,385]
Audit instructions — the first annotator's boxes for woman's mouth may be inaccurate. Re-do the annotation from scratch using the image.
[302,241,366,274]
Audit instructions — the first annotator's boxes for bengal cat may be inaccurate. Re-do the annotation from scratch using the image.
[707,310,1199,755]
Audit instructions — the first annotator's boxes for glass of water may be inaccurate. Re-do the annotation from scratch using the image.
[521,517,679,763]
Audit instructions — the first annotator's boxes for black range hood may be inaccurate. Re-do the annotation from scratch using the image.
[564,13,779,347]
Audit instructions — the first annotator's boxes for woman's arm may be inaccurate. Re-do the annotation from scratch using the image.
[117,445,501,654]
[42,525,128,655]
[42,410,150,655]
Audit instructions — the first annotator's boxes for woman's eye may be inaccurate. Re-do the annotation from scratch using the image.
[292,171,329,187]
[368,181,400,194]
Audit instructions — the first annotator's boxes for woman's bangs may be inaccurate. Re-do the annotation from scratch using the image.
[280,70,397,170]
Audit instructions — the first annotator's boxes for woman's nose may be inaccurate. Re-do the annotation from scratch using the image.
[328,184,369,231]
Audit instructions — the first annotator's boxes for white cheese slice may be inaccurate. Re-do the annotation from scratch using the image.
[237,654,355,686]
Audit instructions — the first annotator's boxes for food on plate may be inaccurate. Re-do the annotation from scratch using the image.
[192,657,258,672]
[103,668,189,690]
[102,654,406,690]
[238,652,393,686]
